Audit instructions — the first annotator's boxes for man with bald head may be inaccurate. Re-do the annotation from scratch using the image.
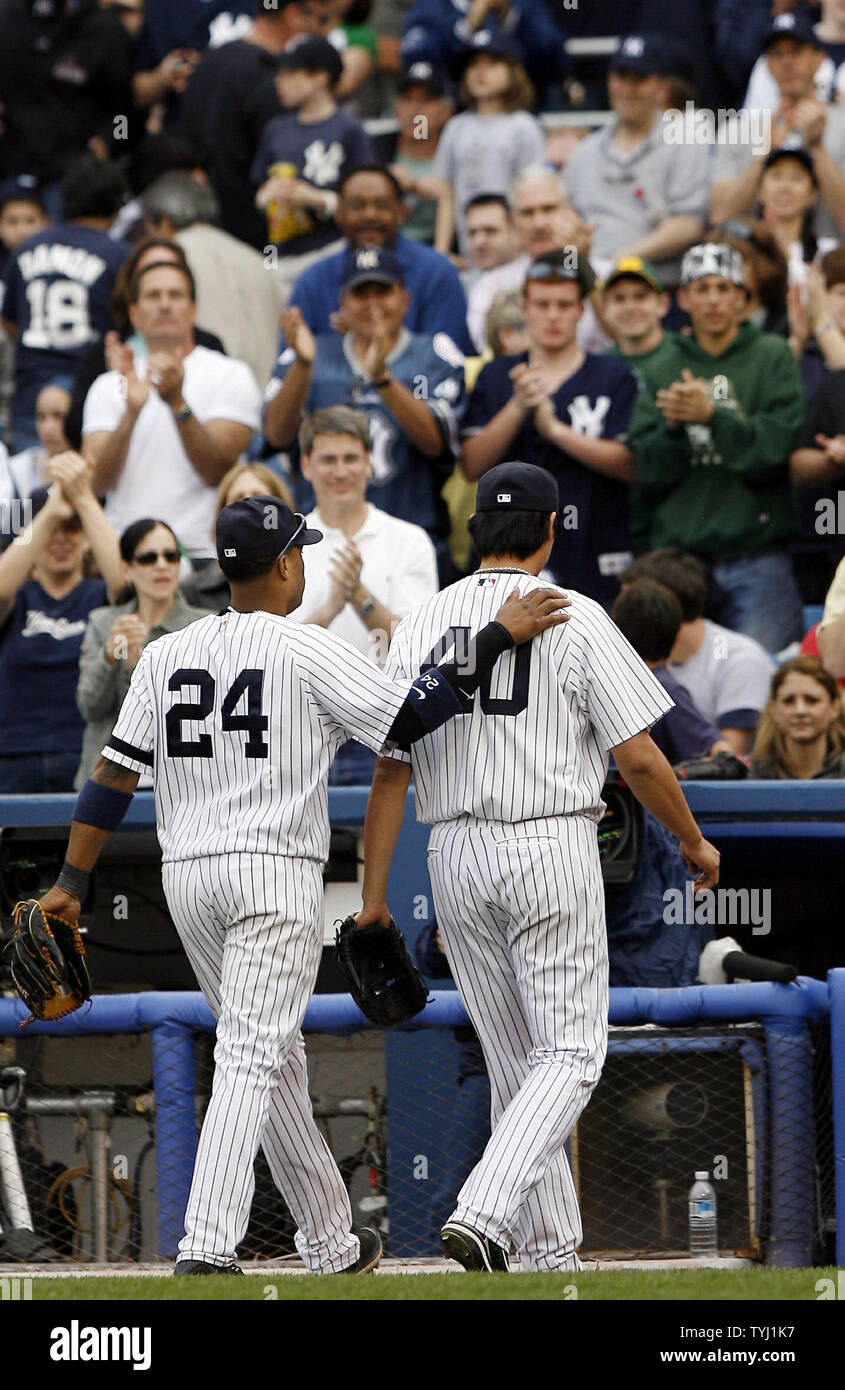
[466,166,595,352]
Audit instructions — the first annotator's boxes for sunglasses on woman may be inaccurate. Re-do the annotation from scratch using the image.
[133,548,181,565]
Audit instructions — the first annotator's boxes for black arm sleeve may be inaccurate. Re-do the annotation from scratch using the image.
[385,621,514,748]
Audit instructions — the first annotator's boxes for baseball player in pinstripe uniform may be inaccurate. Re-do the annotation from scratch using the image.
[36,493,569,1276]
[360,461,721,1273]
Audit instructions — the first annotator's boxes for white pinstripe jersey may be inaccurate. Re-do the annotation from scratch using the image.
[384,570,675,824]
[104,609,410,862]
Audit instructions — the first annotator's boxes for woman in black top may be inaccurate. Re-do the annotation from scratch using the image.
[751,654,845,779]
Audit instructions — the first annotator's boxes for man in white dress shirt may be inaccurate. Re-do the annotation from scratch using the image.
[289,404,438,782]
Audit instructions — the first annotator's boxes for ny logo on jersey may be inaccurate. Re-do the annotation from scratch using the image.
[302,140,345,187]
[567,395,611,438]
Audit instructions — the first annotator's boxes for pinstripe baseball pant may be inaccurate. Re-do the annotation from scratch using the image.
[162,854,360,1272]
[426,815,608,1272]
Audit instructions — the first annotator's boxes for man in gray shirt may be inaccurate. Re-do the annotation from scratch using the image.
[563,34,709,289]
[711,11,845,241]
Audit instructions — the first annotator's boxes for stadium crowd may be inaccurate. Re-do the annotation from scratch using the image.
[1,0,845,988]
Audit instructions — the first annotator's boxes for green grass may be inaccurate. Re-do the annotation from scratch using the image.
[26,1267,839,1301]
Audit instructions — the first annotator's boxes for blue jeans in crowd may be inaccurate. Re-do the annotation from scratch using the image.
[711,551,804,653]
[0,751,80,793]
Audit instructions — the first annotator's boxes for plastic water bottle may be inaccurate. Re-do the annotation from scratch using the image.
[688,1171,718,1257]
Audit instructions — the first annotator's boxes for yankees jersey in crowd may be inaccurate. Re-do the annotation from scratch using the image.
[2,223,126,433]
[384,571,674,823]
[462,352,637,607]
[265,328,465,555]
[102,609,411,863]
[250,110,374,256]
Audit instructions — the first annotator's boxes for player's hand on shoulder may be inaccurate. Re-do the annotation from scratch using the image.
[494,583,571,645]
[679,835,720,892]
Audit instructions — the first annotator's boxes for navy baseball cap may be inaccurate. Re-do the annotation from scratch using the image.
[475,462,559,515]
[397,62,448,98]
[762,138,818,184]
[341,247,405,293]
[0,173,44,214]
[761,12,822,51]
[276,35,344,85]
[216,497,322,580]
[610,34,667,76]
[460,30,521,65]
[524,247,596,298]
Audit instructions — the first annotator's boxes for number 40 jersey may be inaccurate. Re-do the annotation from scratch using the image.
[383,572,674,825]
[103,609,413,863]
[2,222,127,427]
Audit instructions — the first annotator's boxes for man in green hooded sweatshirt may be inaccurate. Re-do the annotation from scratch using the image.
[628,242,805,652]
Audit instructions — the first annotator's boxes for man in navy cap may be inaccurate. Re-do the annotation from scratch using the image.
[287,163,474,353]
[711,11,845,240]
[462,249,639,608]
[265,245,467,582]
[562,33,710,292]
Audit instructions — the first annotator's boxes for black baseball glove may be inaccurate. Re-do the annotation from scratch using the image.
[4,900,92,1024]
[335,915,429,1028]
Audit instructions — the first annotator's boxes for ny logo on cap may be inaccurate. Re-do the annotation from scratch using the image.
[497,492,512,503]
[356,248,380,269]
[774,13,796,29]
[621,36,645,56]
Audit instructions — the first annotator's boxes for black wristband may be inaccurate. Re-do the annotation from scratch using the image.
[384,621,514,748]
[438,620,514,699]
[55,860,90,901]
[372,375,393,388]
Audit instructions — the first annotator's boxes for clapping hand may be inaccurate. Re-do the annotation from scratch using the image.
[148,350,185,407]
[114,342,150,415]
[106,614,148,672]
[359,305,391,381]
[815,433,845,467]
[329,541,364,603]
[656,368,714,425]
[280,306,316,365]
[46,451,94,507]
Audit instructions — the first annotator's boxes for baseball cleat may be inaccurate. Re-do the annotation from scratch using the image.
[340,1227,383,1274]
[173,1260,243,1276]
[441,1221,509,1272]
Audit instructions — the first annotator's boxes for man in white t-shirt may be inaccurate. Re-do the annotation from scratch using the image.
[82,261,261,559]
[288,403,438,782]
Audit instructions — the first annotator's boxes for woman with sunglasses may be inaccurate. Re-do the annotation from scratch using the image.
[74,518,206,787]
[0,452,123,793]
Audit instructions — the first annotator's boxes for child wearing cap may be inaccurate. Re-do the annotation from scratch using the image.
[432,42,545,262]
[251,36,374,264]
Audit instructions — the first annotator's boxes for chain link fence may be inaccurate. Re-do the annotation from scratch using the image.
[0,997,836,1266]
